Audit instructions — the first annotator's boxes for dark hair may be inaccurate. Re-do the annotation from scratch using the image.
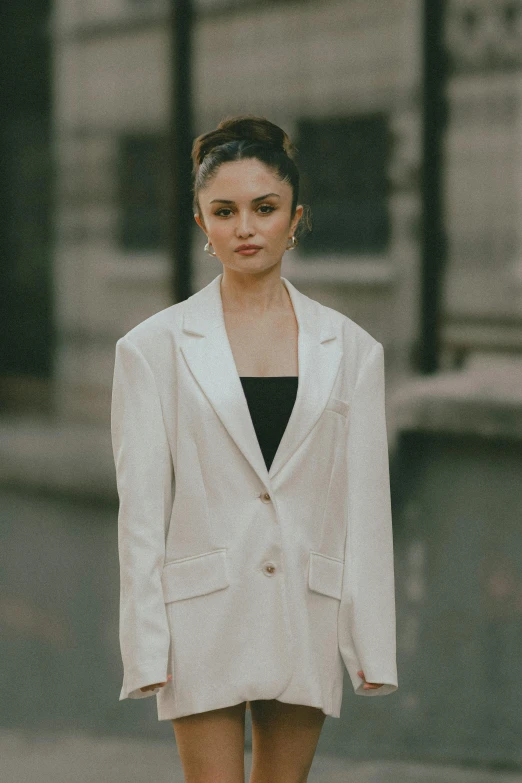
[191,114,312,240]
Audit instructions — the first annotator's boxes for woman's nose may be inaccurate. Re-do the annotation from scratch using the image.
[236,212,255,237]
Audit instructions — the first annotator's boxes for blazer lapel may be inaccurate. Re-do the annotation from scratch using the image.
[179,273,343,486]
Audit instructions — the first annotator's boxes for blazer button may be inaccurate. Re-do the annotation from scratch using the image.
[263,562,276,576]
[260,492,271,503]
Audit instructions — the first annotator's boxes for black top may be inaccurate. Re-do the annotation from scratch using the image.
[240,376,298,471]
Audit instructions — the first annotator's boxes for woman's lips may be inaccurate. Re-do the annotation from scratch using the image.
[236,247,262,255]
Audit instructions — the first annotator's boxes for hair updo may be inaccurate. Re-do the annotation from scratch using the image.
[191,114,312,240]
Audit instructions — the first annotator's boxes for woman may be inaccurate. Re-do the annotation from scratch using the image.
[111,114,398,783]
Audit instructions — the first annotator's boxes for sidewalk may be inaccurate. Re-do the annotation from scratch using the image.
[1,732,522,783]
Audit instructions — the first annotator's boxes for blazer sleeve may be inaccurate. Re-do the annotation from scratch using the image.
[337,340,398,697]
[111,336,174,700]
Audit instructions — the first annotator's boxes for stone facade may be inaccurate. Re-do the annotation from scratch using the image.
[50,0,422,427]
[50,0,522,431]
[443,0,522,359]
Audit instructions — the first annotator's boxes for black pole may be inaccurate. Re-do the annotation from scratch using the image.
[419,0,448,374]
[169,0,194,304]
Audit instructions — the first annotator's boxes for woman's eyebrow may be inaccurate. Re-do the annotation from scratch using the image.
[210,193,281,205]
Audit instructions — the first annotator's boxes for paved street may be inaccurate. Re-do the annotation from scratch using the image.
[3,731,522,783]
[2,486,522,783]
[0,732,522,783]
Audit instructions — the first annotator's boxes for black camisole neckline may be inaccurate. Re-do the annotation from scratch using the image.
[239,376,298,471]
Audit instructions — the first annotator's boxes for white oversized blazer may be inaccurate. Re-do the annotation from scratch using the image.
[111,272,398,721]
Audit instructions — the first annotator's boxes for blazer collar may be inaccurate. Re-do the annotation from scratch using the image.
[180,273,343,486]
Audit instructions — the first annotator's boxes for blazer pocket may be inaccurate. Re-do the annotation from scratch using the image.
[324,396,350,419]
[308,550,344,601]
[162,548,230,603]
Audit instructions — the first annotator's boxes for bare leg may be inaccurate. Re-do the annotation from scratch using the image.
[249,699,326,783]
[172,701,247,783]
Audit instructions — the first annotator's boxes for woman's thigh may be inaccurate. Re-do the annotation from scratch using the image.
[172,701,247,783]
[248,699,326,783]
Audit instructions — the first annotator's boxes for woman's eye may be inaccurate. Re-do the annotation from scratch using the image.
[214,205,275,217]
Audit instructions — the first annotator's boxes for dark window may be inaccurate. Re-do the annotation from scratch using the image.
[117,133,169,252]
[296,114,392,257]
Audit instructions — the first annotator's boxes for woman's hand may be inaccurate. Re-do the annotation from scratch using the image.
[357,670,384,690]
[140,674,172,693]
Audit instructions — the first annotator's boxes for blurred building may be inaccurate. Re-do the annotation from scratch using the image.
[48,0,421,428]
[2,0,522,455]
[444,0,522,360]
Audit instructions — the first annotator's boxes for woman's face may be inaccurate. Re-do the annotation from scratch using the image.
[194,158,303,275]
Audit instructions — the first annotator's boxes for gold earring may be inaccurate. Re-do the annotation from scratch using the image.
[286,235,298,251]
[204,240,218,257]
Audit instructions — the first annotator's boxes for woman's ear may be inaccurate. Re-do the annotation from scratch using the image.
[194,213,206,233]
[291,204,304,235]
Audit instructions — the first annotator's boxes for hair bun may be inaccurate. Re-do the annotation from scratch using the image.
[193,114,296,168]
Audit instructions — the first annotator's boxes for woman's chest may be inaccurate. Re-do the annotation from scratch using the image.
[223,311,299,377]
